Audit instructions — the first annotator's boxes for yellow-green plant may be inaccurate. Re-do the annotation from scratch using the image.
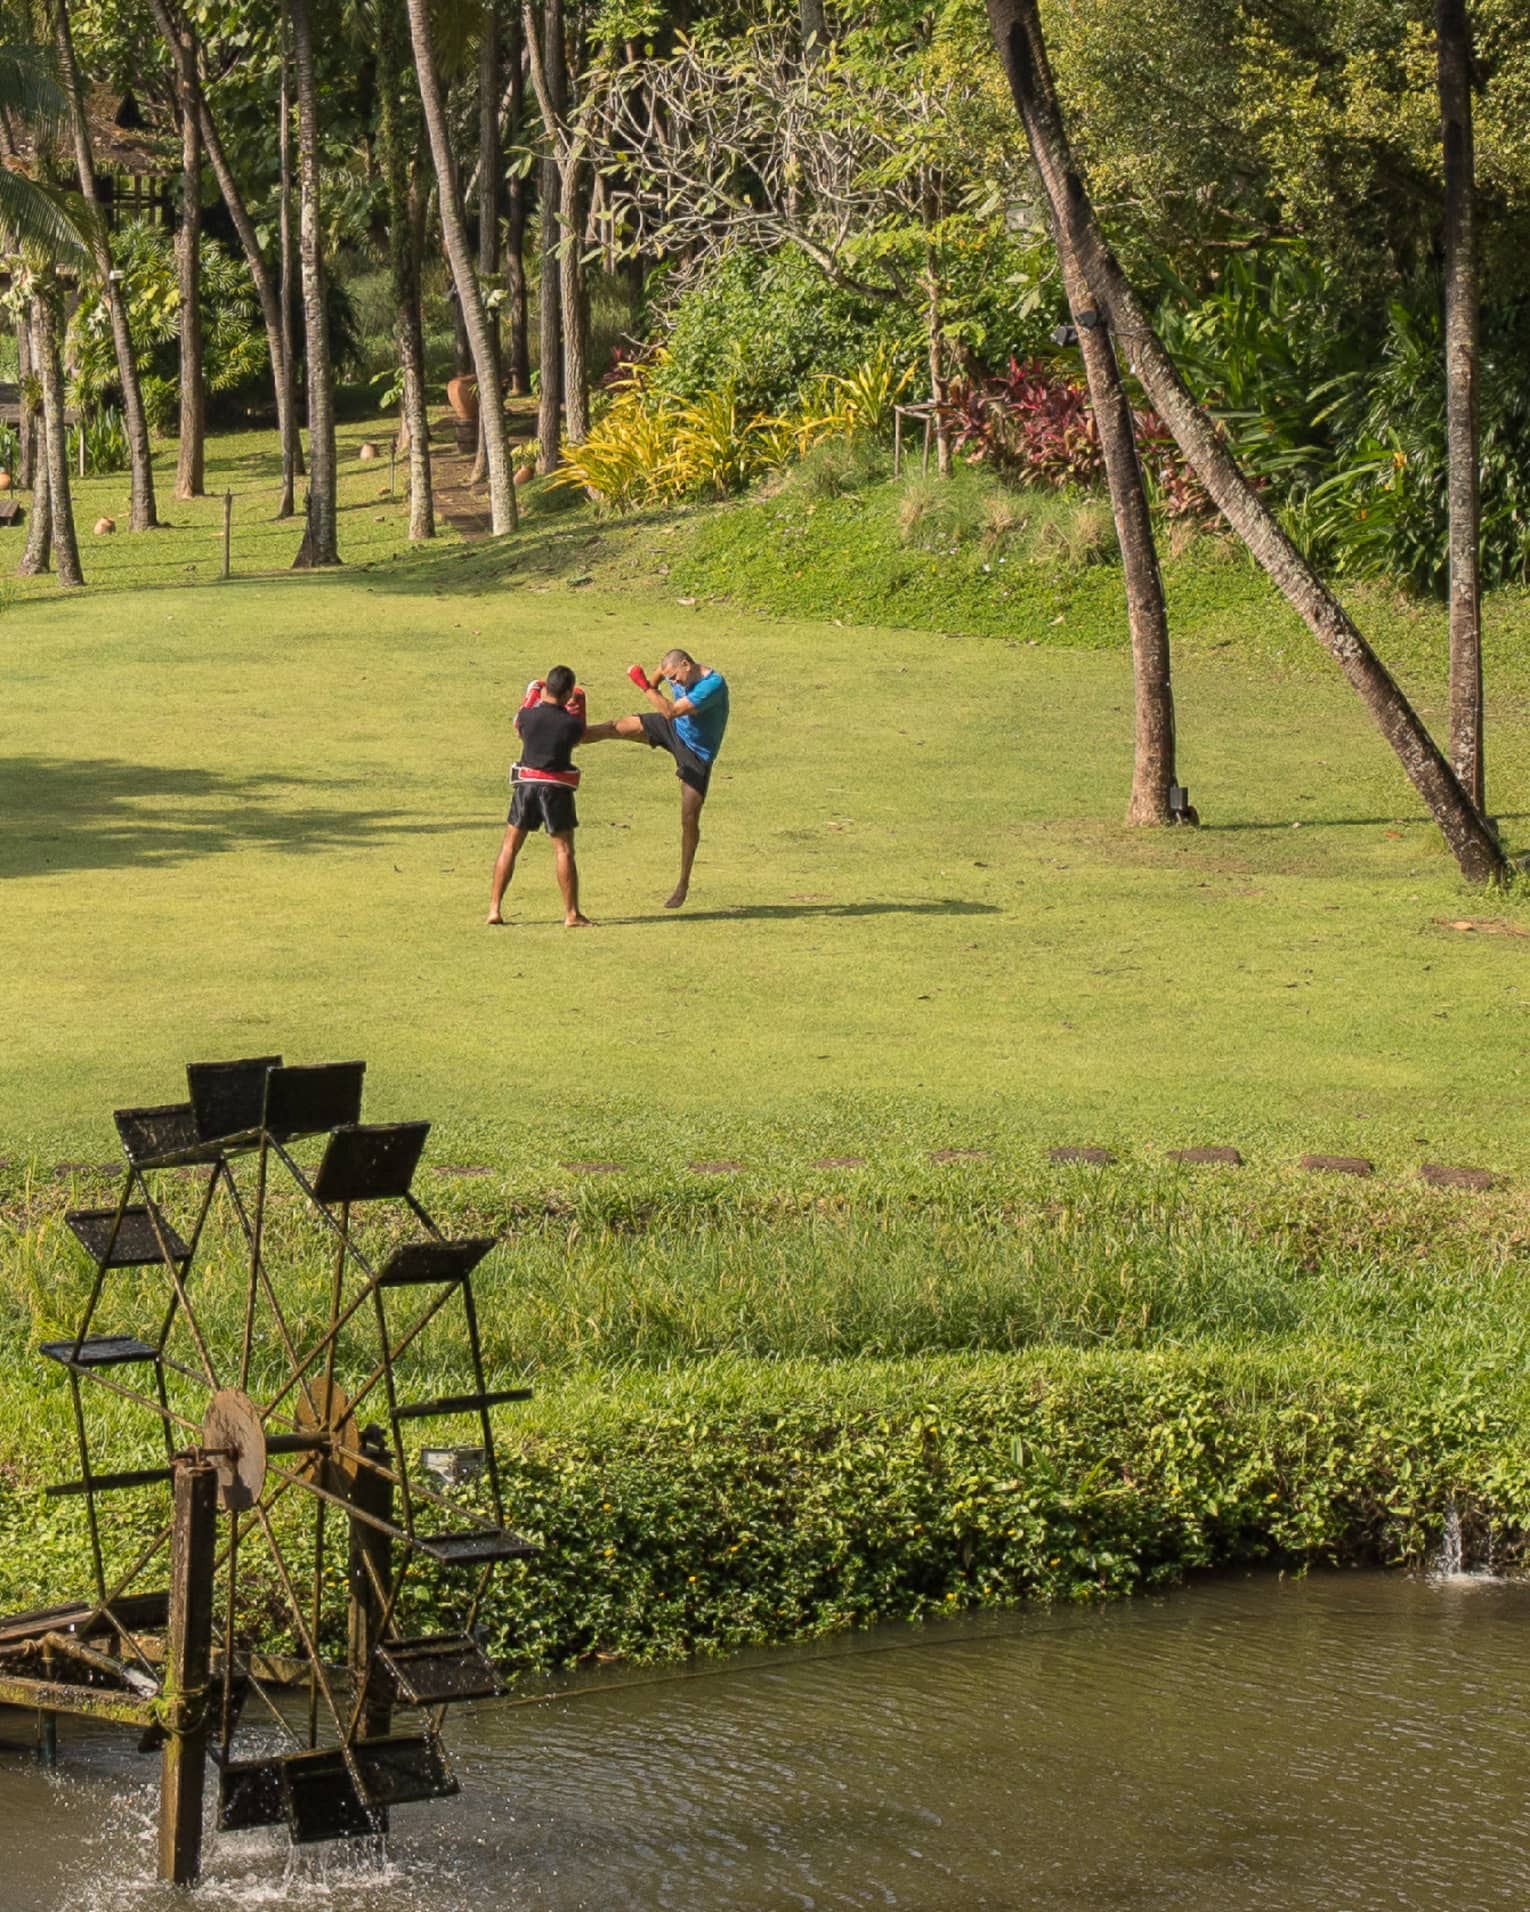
[552,376,677,512]
[554,346,913,510]
[796,346,914,449]
[664,385,784,497]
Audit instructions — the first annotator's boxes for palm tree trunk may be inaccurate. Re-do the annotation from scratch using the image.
[1057,245,1178,825]
[279,10,303,490]
[56,0,158,531]
[401,175,435,539]
[378,0,433,539]
[290,0,340,564]
[171,13,205,501]
[558,142,588,444]
[470,3,503,484]
[986,0,1503,885]
[16,308,35,491]
[505,11,531,396]
[169,32,205,503]
[531,0,564,474]
[1438,0,1483,811]
[35,281,83,586]
[404,0,517,531]
[18,312,49,575]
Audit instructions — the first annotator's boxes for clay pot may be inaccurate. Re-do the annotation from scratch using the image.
[446,375,480,425]
[93,516,116,535]
[358,441,379,461]
[514,463,534,486]
[0,470,12,491]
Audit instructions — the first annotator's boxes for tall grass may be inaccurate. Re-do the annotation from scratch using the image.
[6,1168,1530,1472]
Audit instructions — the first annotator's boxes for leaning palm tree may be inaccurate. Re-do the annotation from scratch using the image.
[404,0,518,533]
[0,20,89,586]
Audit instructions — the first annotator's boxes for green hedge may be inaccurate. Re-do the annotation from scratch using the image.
[404,1350,1530,1671]
[3,1348,1524,1671]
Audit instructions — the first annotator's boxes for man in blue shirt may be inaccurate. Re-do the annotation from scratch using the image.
[582,648,729,909]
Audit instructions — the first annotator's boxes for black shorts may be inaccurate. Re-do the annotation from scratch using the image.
[640,712,713,796]
[507,781,577,835]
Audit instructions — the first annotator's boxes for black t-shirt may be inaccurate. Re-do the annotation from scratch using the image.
[516,702,584,772]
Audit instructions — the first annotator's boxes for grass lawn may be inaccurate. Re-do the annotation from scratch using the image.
[5,425,1530,1178]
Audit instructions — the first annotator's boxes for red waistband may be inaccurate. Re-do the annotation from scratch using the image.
[514,764,581,789]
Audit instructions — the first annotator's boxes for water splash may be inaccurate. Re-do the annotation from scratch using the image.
[1431,1504,1466,1579]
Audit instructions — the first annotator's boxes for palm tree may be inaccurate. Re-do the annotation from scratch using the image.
[52,0,159,531]
[289,0,340,564]
[404,0,517,533]
[0,19,88,585]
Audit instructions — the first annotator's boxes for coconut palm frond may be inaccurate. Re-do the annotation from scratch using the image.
[0,40,69,138]
[0,165,87,262]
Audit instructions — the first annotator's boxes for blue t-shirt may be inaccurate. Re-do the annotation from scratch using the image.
[673,669,729,763]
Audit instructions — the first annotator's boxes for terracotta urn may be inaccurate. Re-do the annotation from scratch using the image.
[446,375,480,426]
[0,470,11,491]
[93,515,116,535]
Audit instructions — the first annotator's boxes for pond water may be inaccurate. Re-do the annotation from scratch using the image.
[3,1570,1529,1909]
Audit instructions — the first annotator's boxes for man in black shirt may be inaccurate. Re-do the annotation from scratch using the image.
[487,665,593,927]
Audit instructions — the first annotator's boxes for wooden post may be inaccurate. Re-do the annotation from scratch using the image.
[159,1455,217,1888]
[37,1643,56,1766]
[389,442,397,498]
[893,407,902,478]
[77,422,85,478]
[347,1427,394,1744]
[222,490,232,580]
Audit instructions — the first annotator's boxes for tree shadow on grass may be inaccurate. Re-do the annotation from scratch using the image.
[604,899,1003,925]
[1205,813,1530,833]
[0,756,465,879]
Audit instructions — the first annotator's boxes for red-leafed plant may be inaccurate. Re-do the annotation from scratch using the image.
[939,358,1217,520]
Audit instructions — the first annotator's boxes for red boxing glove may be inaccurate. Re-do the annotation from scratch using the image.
[568,686,587,724]
[521,678,545,711]
[627,664,651,692]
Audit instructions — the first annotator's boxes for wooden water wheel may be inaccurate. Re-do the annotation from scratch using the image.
[0,1056,536,1883]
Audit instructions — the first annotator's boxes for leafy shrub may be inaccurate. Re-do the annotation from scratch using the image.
[390,1352,1530,1671]
[1153,246,1530,588]
[652,249,914,415]
[1301,296,1530,591]
[78,405,128,476]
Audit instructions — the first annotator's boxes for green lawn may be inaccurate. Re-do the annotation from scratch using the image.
[5,426,1530,1180]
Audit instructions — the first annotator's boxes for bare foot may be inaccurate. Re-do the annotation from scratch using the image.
[565,913,595,929]
[663,888,688,910]
[486,912,506,926]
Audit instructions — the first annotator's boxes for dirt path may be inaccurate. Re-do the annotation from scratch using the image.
[424,405,536,540]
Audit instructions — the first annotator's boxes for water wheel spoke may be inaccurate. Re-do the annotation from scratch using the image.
[252,1503,377,1820]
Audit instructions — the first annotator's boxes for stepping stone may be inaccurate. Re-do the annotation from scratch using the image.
[689,1160,742,1174]
[1168,1146,1243,1167]
[814,1156,866,1169]
[1049,1147,1115,1166]
[929,1149,988,1164]
[1419,1163,1496,1191]
[1300,1154,1373,1177]
[562,1161,624,1176]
